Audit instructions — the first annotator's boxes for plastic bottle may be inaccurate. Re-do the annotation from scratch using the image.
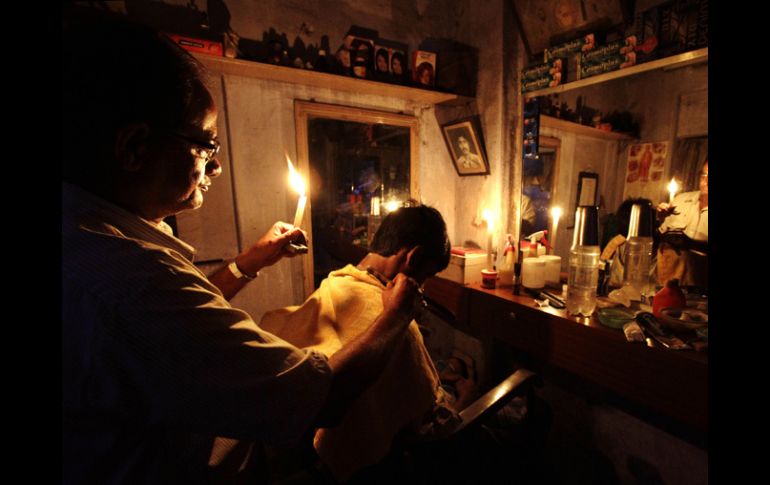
[623,236,653,300]
[498,234,516,286]
[566,245,600,316]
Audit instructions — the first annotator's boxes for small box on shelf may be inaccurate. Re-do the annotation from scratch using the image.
[167,33,223,56]
[438,247,488,285]
[412,50,437,88]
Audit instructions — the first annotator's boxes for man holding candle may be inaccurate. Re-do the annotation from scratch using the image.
[63,13,422,484]
[655,160,708,288]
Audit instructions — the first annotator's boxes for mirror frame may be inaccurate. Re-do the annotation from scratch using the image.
[294,100,420,297]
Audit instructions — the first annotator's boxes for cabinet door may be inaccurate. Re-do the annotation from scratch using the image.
[175,74,239,264]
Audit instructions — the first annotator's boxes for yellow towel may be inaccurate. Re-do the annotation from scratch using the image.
[260,264,441,481]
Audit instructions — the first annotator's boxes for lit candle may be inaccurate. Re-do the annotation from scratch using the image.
[667,178,679,204]
[384,199,400,213]
[550,206,562,255]
[483,209,494,270]
[286,154,307,227]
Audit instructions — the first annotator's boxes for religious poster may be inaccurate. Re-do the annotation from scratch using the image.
[623,141,668,202]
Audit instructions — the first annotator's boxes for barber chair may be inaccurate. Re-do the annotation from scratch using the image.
[268,305,549,485]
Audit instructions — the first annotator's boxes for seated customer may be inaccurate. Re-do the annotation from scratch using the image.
[259,205,452,481]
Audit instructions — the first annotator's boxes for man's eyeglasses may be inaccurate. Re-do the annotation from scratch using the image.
[170,132,220,162]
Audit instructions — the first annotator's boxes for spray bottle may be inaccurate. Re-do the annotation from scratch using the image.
[525,230,549,257]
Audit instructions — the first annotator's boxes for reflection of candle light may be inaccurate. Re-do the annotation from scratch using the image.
[483,209,494,270]
[667,178,679,204]
[371,196,381,216]
[286,154,307,227]
[550,206,562,255]
[384,200,400,213]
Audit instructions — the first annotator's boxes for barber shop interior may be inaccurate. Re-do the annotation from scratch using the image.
[63,1,710,483]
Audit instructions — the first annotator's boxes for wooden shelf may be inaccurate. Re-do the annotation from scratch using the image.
[524,47,708,98]
[193,53,467,105]
[540,115,636,141]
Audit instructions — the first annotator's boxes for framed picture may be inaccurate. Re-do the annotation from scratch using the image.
[576,171,599,207]
[441,118,490,176]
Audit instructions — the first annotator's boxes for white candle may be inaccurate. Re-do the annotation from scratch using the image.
[286,154,307,227]
[667,178,679,204]
[550,206,562,255]
[483,209,494,270]
[293,195,307,227]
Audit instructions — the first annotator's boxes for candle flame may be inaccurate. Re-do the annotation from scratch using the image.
[667,178,679,196]
[384,200,401,213]
[482,208,494,233]
[286,153,306,197]
[551,206,562,221]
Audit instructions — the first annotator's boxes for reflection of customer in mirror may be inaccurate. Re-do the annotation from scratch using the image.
[455,134,482,169]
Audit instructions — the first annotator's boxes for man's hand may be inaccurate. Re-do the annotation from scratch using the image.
[381,273,421,328]
[656,202,678,221]
[235,222,307,275]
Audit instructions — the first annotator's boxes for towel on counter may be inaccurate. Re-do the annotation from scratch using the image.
[259,264,442,481]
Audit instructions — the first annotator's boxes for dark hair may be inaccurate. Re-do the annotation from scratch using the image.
[391,51,405,67]
[62,11,206,187]
[416,62,433,80]
[370,205,451,271]
[616,197,653,236]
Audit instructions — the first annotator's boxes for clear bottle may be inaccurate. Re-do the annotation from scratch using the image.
[566,245,600,316]
[498,234,516,286]
[623,236,653,300]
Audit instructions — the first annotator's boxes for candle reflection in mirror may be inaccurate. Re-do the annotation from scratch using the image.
[667,178,679,204]
[550,206,562,255]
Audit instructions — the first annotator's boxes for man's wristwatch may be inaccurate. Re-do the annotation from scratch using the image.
[227,261,258,281]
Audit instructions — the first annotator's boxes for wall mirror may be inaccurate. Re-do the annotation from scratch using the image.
[295,101,419,296]
[514,62,707,285]
[520,136,560,240]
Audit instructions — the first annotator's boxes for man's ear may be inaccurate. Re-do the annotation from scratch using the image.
[405,245,426,271]
[115,122,151,172]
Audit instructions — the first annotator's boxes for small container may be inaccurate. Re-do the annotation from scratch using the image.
[566,245,600,316]
[652,278,686,318]
[522,258,546,289]
[539,255,562,287]
[481,269,498,289]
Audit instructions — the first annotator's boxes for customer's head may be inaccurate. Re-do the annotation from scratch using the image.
[370,204,451,282]
[63,12,222,220]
